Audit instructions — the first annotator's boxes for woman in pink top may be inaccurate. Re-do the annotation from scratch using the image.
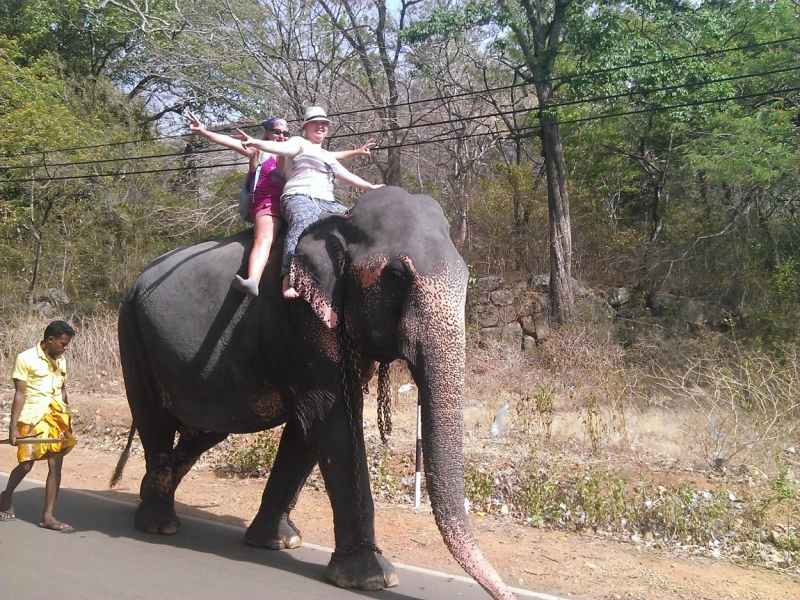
[187,112,373,296]
[187,112,288,296]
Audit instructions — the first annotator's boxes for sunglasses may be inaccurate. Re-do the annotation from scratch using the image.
[270,129,290,137]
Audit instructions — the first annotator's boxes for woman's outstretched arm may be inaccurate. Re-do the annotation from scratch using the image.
[238,129,304,158]
[334,164,385,191]
[330,139,376,161]
[185,112,256,159]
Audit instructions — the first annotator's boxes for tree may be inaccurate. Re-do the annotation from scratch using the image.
[404,0,577,322]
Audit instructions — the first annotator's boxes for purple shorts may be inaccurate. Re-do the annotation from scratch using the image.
[250,195,282,221]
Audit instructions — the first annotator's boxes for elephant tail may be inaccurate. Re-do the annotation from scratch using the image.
[110,424,136,488]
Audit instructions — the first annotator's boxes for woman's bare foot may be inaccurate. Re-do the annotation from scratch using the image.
[282,276,300,299]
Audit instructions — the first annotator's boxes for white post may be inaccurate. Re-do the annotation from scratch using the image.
[414,402,422,508]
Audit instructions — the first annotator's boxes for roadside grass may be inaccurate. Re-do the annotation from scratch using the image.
[2,312,797,571]
[0,310,121,384]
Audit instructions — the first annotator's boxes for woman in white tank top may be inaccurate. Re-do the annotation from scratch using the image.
[240,106,384,299]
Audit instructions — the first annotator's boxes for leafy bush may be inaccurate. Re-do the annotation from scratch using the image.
[222,430,281,477]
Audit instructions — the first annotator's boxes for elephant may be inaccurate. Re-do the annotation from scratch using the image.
[112,186,515,600]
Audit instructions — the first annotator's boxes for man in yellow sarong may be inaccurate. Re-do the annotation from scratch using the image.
[0,320,77,532]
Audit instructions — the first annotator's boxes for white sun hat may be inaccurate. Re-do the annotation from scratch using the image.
[301,106,332,126]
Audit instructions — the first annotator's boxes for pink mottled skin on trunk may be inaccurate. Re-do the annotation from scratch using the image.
[399,257,516,600]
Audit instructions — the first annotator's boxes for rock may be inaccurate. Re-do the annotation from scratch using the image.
[500,322,523,348]
[33,302,53,317]
[705,303,728,329]
[477,276,503,292]
[475,304,500,328]
[605,287,630,307]
[529,274,549,292]
[678,297,705,326]
[570,278,590,298]
[511,282,528,300]
[616,299,647,319]
[479,327,501,347]
[576,294,614,323]
[533,311,550,342]
[489,289,514,306]
[520,315,536,337]
[523,335,537,353]
[498,305,518,324]
[647,291,679,317]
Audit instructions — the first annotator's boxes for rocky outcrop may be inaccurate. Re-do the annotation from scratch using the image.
[469,276,730,350]
[471,279,550,351]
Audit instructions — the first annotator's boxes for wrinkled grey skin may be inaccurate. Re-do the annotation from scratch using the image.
[116,186,515,599]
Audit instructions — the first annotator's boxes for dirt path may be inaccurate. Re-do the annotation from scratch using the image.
[1,392,797,600]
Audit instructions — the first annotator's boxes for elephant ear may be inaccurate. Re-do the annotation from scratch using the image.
[290,215,347,328]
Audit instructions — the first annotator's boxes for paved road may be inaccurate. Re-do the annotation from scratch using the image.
[0,473,564,600]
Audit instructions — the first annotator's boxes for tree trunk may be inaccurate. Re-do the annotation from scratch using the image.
[540,118,574,323]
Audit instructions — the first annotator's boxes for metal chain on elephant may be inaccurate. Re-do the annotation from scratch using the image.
[376,362,393,444]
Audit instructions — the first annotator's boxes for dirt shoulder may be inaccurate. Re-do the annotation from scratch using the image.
[1,391,798,600]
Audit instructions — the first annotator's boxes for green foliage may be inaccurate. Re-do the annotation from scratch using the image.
[755,457,798,545]
[400,1,496,44]
[223,430,281,477]
[368,444,406,497]
[464,461,495,512]
[470,163,549,273]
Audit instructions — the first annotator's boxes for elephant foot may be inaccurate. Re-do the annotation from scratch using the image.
[134,499,181,535]
[245,511,301,550]
[326,545,399,591]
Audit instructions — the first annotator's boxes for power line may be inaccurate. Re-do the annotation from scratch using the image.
[4,83,796,184]
[1,146,229,170]
[5,62,797,172]
[380,84,800,151]
[1,160,245,184]
[330,34,800,120]
[5,34,799,159]
[325,63,800,143]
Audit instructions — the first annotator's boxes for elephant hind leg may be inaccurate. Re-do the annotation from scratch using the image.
[136,450,181,535]
[136,426,228,535]
[246,421,316,549]
[171,426,229,488]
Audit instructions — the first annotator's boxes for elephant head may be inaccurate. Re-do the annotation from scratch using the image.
[290,186,515,600]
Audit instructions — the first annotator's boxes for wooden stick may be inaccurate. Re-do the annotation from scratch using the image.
[0,438,65,445]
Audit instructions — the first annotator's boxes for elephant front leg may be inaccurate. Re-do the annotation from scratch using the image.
[313,404,399,591]
[246,421,316,549]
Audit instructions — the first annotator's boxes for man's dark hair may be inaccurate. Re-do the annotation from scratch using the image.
[43,320,76,340]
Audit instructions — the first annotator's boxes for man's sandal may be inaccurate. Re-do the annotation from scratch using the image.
[0,509,15,521]
[38,521,74,533]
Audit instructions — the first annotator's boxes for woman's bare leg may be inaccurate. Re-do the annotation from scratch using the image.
[249,215,280,284]
[234,215,281,297]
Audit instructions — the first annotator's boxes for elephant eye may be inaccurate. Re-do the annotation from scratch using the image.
[383,261,410,291]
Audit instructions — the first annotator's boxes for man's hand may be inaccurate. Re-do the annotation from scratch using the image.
[8,429,18,446]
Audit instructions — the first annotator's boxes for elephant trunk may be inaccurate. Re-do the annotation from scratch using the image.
[402,286,515,600]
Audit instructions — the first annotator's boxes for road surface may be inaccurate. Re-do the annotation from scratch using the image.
[0,473,564,600]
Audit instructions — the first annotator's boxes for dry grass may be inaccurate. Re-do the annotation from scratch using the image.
[0,311,121,386]
[3,310,796,568]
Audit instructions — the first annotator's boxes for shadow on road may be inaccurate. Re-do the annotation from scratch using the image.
[5,483,480,600]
